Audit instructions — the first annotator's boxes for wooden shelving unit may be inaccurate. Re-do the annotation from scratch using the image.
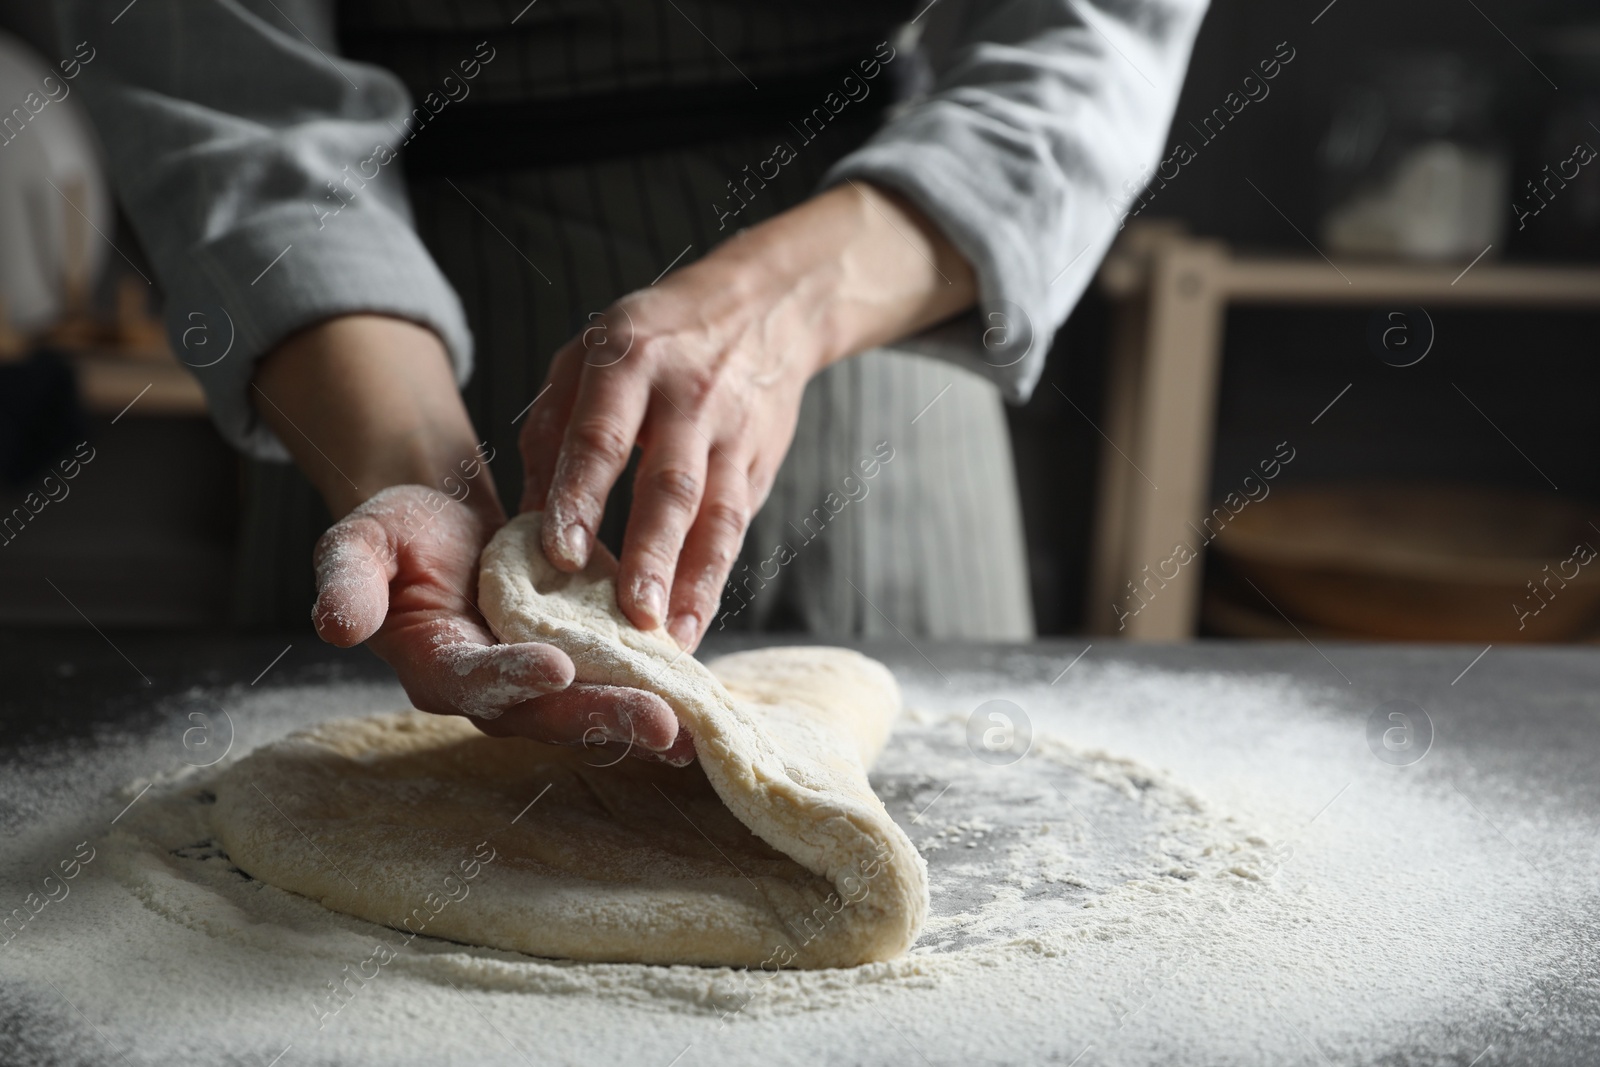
[2,276,206,418]
[67,348,206,417]
[1086,221,1600,640]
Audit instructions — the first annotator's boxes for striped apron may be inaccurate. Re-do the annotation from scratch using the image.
[234,0,1033,641]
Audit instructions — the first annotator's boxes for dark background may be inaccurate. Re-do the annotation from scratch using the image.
[1008,0,1600,632]
[3,0,1597,636]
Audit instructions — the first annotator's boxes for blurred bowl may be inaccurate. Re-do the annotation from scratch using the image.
[1212,484,1600,642]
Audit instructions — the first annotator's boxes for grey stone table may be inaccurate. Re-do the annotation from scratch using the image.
[1,628,1596,1066]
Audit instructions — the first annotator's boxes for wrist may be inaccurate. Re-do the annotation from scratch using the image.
[717,180,978,373]
[253,315,503,523]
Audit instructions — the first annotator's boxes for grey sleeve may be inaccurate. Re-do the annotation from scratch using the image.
[822,0,1209,403]
[55,0,473,459]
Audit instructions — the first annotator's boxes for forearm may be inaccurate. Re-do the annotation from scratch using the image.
[252,315,499,522]
[60,0,477,461]
[715,181,978,374]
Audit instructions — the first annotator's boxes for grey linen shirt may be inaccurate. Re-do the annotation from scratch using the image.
[57,0,1207,459]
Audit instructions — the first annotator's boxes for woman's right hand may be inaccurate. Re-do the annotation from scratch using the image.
[254,316,693,764]
[311,484,694,763]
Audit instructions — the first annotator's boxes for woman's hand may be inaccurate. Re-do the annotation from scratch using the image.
[520,180,977,651]
[311,485,693,761]
[520,260,812,653]
[310,485,568,717]
[256,316,691,762]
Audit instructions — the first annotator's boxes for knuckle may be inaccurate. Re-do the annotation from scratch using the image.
[526,404,565,447]
[582,308,636,366]
[569,417,634,467]
[522,405,554,442]
[316,515,377,564]
[632,542,681,576]
[648,465,702,510]
[673,366,719,416]
[631,335,670,370]
[700,499,748,549]
[614,337,665,379]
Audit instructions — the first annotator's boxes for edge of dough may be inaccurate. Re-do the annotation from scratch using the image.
[478,511,929,967]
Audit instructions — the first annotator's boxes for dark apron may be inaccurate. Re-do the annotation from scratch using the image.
[232,1,1033,640]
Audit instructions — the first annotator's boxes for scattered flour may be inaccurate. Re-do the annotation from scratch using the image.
[0,660,1593,1066]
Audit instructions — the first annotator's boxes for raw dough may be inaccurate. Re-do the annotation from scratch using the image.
[208,513,928,968]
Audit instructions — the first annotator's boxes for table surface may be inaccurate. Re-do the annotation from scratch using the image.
[7,626,1599,790]
[2,627,1597,1066]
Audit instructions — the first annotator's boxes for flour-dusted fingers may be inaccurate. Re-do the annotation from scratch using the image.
[312,485,476,647]
[517,343,585,514]
[666,453,752,651]
[311,509,398,647]
[312,486,579,721]
[369,614,576,721]
[541,360,651,573]
[475,682,684,756]
[615,410,708,631]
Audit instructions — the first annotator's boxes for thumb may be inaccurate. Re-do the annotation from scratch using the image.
[311,514,396,647]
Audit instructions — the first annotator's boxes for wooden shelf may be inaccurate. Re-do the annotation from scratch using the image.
[1214,257,1600,306]
[68,349,207,417]
[1086,222,1600,641]
[1100,234,1600,307]
[3,275,208,419]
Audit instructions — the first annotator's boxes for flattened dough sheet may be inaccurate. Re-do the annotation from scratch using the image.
[210,513,928,968]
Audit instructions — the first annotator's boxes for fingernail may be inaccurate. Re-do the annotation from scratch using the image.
[555,522,590,566]
[668,613,700,650]
[636,578,667,628]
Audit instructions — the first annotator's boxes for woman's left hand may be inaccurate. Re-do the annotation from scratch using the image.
[519,181,977,652]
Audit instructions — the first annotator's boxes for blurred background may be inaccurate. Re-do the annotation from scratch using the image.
[2,0,1598,643]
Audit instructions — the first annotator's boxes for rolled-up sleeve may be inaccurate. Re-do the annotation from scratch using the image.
[823,0,1208,403]
[55,0,472,459]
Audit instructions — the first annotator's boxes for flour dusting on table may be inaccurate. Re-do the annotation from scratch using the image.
[0,662,1590,1066]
